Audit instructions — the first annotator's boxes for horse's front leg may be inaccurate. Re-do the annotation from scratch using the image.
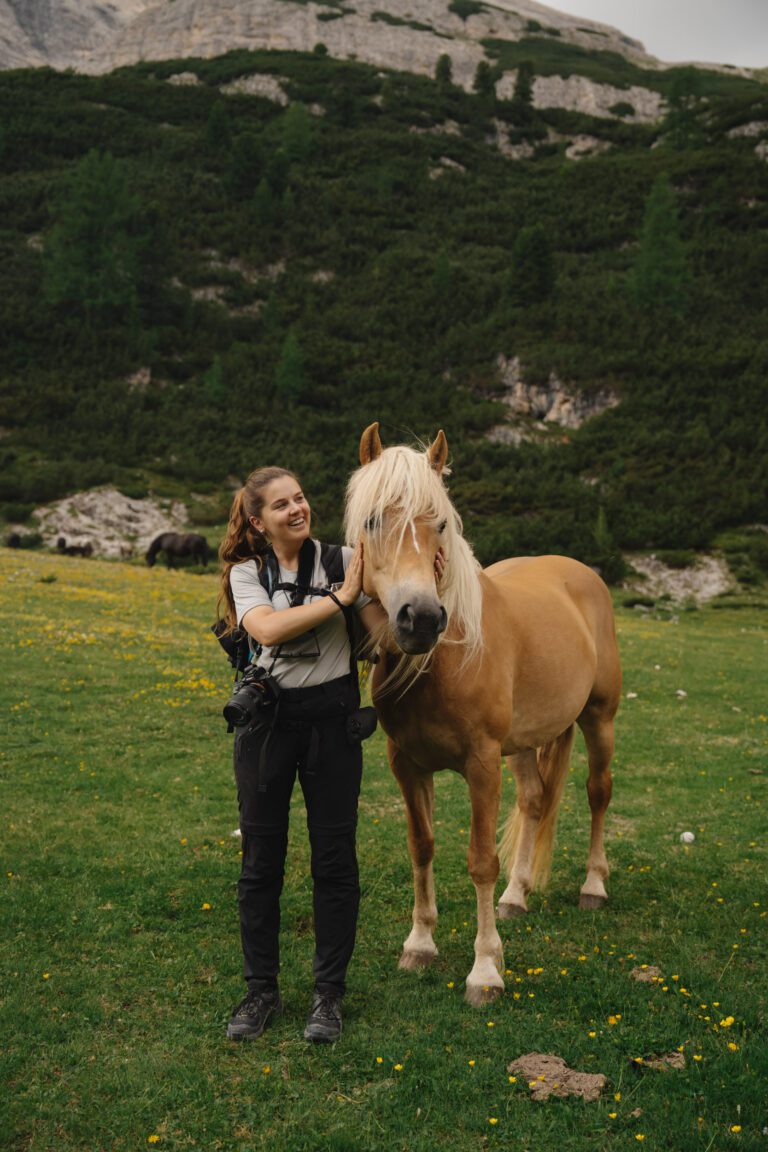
[389,740,439,970]
[465,749,505,1006]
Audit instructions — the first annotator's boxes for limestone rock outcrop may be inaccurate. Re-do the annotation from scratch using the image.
[487,354,619,444]
[0,0,654,86]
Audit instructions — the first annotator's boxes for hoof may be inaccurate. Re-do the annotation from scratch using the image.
[497,901,527,919]
[398,949,437,971]
[579,893,607,911]
[465,982,503,1008]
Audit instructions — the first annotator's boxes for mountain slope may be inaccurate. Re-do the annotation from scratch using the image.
[0,40,766,574]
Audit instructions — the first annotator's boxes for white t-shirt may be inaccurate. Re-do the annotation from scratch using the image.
[229,541,369,688]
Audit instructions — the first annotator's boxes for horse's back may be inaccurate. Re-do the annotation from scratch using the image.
[485,555,613,622]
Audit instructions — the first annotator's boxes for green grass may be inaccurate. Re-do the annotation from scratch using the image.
[1,549,766,1150]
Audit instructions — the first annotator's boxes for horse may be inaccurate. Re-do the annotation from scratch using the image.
[56,537,93,557]
[345,423,621,1006]
[145,532,209,568]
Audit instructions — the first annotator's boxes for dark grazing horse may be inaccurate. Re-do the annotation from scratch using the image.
[146,532,209,568]
[57,537,93,557]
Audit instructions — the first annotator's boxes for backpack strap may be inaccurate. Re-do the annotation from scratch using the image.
[255,540,369,691]
[319,542,345,586]
[257,548,280,597]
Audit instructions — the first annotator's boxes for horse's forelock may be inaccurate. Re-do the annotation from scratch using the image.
[345,444,483,692]
[346,446,449,540]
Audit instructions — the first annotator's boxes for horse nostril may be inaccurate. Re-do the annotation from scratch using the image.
[437,606,447,635]
[396,604,416,633]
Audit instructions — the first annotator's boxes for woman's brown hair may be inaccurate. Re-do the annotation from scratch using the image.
[216,466,300,632]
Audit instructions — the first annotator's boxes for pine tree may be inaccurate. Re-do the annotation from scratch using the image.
[509,223,555,305]
[282,102,313,163]
[664,68,705,150]
[511,60,535,125]
[472,61,497,115]
[435,54,454,95]
[275,329,305,405]
[225,132,264,200]
[252,178,276,231]
[631,175,690,316]
[205,100,232,158]
[44,149,141,332]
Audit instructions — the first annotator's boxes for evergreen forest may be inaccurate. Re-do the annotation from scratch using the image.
[1,40,767,574]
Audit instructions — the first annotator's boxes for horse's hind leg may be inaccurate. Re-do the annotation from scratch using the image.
[389,741,439,970]
[577,705,615,910]
[497,749,541,917]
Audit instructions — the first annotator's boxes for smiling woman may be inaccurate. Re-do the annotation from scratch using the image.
[215,464,384,1045]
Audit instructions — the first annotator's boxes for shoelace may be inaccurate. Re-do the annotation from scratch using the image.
[238,991,277,1017]
[313,996,340,1021]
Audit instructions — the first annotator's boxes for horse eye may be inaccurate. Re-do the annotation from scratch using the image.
[365,515,379,533]
[437,519,447,534]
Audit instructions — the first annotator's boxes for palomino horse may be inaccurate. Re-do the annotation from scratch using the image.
[346,423,621,1006]
[146,532,209,568]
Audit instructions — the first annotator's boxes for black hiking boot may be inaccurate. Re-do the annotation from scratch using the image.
[227,987,282,1040]
[303,991,343,1043]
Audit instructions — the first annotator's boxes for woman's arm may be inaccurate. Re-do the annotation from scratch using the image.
[241,543,364,648]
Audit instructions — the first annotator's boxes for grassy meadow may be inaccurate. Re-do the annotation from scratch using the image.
[1,548,766,1151]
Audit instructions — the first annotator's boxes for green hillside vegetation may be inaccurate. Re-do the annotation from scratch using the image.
[0,45,767,571]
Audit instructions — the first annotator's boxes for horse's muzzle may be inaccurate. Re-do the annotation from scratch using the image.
[393,599,447,654]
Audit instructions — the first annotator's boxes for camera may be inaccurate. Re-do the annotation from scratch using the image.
[223,666,275,731]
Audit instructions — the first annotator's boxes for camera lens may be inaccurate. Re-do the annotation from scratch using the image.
[223,700,251,727]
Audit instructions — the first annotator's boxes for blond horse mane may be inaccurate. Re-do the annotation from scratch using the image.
[345,441,484,695]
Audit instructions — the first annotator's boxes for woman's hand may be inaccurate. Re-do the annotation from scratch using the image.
[434,546,446,585]
[338,541,364,607]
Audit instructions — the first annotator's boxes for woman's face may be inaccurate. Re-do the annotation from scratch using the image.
[251,476,311,551]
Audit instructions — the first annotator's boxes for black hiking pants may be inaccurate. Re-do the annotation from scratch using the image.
[234,675,362,997]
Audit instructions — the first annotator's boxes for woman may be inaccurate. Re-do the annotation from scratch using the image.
[217,466,383,1044]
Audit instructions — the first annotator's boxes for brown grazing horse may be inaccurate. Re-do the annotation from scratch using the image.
[345,423,621,1006]
[146,532,209,568]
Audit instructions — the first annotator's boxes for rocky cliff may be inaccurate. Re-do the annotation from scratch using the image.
[1,0,654,84]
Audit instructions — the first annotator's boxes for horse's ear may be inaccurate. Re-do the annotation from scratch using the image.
[427,430,449,474]
[360,422,383,465]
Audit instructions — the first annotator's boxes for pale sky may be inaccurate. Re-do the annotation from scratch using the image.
[546,0,768,69]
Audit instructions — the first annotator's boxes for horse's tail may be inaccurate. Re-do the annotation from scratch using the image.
[498,724,575,891]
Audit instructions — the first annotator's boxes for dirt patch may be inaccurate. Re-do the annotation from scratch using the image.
[507,1053,607,1101]
[630,965,663,983]
[31,486,188,560]
[632,1051,686,1071]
